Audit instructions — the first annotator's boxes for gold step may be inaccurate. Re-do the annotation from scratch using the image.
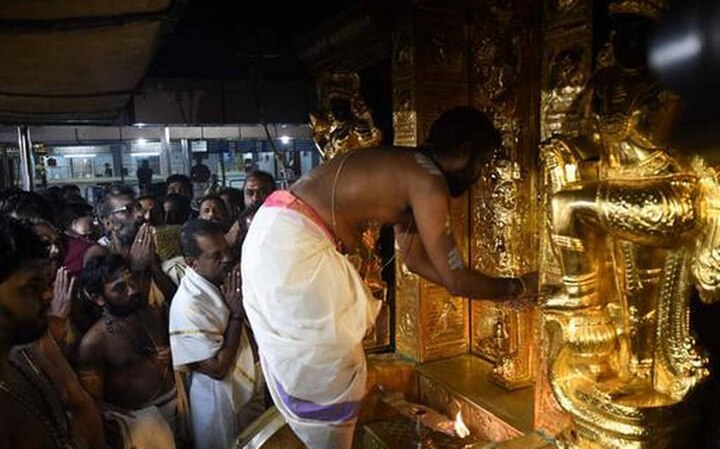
[416,354,535,442]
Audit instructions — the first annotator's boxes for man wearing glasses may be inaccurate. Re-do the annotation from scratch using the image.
[86,185,176,307]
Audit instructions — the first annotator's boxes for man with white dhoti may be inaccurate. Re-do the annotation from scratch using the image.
[170,219,264,449]
[242,107,537,449]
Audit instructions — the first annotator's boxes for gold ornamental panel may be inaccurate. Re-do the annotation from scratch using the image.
[540,26,592,141]
[471,301,535,390]
[467,0,540,392]
[392,83,417,148]
[396,195,470,363]
[419,375,523,443]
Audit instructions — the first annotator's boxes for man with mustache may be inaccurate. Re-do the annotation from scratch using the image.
[0,216,103,449]
[87,185,176,306]
[170,219,264,449]
[76,253,178,449]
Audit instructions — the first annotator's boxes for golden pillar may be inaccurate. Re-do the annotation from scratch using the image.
[392,2,471,363]
[467,0,540,391]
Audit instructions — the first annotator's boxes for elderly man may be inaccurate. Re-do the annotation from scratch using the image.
[87,185,176,306]
[242,107,536,448]
[169,219,264,449]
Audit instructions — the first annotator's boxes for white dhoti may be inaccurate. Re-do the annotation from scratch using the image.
[242,191,381,449]
[104,388,178,449]
[169,268,264,449]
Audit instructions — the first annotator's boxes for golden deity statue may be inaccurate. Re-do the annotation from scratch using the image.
[309,72,383,161]
[541,1,720,447]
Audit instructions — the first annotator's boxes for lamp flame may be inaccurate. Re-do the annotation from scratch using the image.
[454,411,470,438]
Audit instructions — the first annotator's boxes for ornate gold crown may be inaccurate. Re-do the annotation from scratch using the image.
[609,0,667,20]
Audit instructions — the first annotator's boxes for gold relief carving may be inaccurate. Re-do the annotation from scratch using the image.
[396,194,469,362]
[419,376,523,442]
[471,301,536,390]
[392,86,416,148]
[539,18,592,288]
[471,301,508,363]
[539,138,582,287]
[608,0,667,20]
[421,281,468,361]
[543,0,591,25]
[541,40,591,141]
[468,0,538,391]
[541,7,720,448]
[395,248,420,360]
[391,8,470,363]
[472,149,532,277]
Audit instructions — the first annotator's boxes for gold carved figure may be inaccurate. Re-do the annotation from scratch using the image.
[310,72,383,161]
[541,3,720,448]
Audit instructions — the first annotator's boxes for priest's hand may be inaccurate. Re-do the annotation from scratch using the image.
[222,264,244,319]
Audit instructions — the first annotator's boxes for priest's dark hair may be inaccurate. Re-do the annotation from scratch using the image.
[422,106,502,163]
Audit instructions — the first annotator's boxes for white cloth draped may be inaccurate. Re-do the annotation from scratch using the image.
[169,267,261,449]
[242,198,381,449]
[105,405,176,449]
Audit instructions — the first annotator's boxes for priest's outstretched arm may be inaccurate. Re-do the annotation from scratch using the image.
[396,176,534,299]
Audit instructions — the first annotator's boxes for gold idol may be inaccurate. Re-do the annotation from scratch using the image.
[541,2,720,448]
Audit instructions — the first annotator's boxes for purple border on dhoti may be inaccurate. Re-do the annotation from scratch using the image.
[274,377,359,422]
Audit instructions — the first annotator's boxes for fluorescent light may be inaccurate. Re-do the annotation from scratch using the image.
[650,33,702,68]
[133,123,146,128]
[64,153,97,158]
[280,135,291,145]
[136,138,148,145]
[130,152,160,157]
